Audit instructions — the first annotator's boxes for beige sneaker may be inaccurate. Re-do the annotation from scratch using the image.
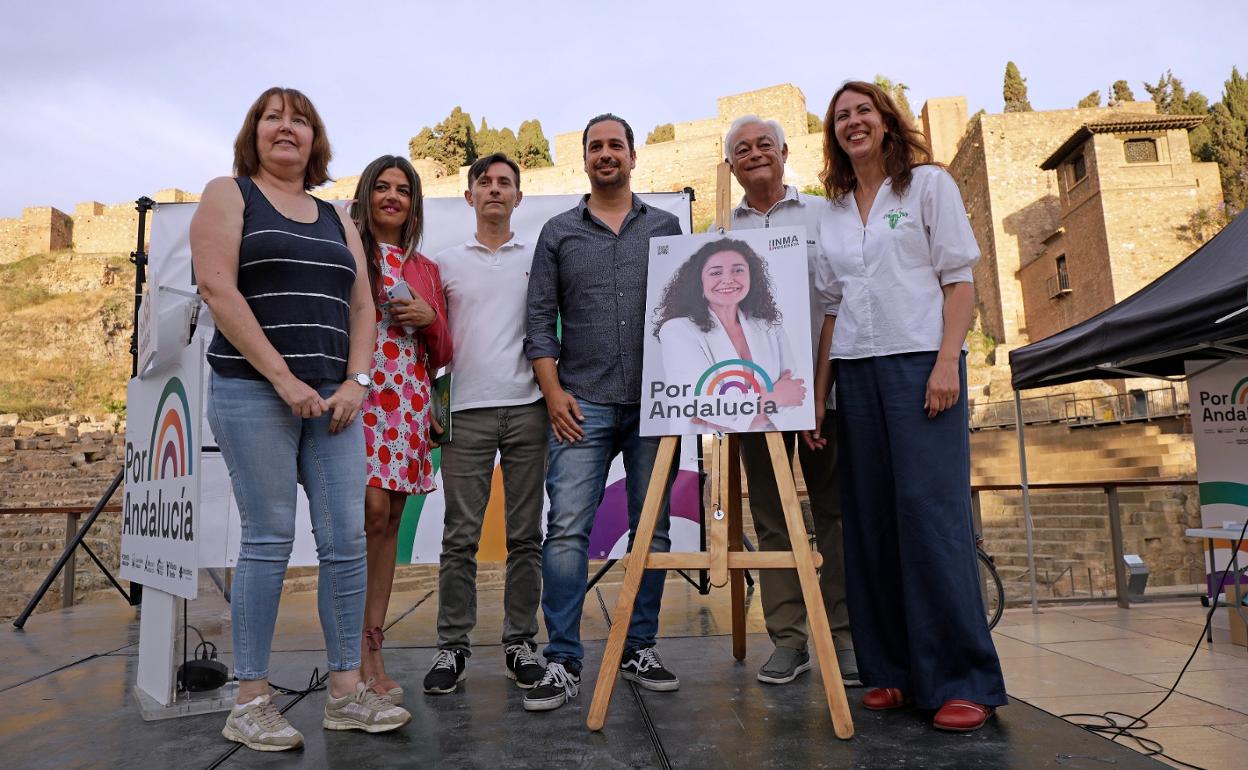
[323,682,411,733]
[222,694,304,752]
[366,676,405,706]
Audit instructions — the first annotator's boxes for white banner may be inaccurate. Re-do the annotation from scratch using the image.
[1185,359,1248,590]
[641,227,814,437]
[147,193,702,567]
[120,340,203,598]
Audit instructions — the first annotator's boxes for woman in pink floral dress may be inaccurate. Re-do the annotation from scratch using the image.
[350,155,451,704]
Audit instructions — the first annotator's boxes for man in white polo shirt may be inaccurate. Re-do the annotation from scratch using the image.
[425,153,547,696]
[724,114,859,687]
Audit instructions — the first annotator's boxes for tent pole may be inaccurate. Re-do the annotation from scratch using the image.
[1014,391,1040,613]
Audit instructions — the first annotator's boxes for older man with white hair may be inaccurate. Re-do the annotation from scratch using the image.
[722,114,858,687]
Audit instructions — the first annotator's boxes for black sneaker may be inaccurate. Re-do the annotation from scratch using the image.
[423,648,467,694]
[619,647,679,692]
[523,661,580,712]
[504,641,544,689]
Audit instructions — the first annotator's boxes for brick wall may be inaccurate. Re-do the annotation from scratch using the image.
[0,413,126,619]
[971,416,1202,598]
[949,118,1003,341]
[922,96,969,165]
[72,201,138,255]
[946,102,1157,346]
[0,207,74,264]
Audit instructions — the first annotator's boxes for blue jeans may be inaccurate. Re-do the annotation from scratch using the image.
[836,353,1007,709]
[541,399,674,670]
[207,372,367,680]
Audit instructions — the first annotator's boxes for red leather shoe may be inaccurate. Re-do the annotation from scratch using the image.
[862,688,909,710]
[933,699,995,731]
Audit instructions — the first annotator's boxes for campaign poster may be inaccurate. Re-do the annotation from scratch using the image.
[641,226,815,437]
[1186,359,1248,590]
[121,340,203,599]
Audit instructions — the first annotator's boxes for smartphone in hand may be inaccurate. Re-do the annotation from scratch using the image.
[384,281,417,334]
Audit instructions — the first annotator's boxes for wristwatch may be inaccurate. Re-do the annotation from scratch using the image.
[347,372,370,388]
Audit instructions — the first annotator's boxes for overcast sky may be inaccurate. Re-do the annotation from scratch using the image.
[1,0,1244,218]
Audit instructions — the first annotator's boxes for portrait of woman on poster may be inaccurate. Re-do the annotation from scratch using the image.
[652,237,806,434]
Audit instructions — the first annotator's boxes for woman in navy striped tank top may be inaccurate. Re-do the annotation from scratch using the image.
[192,87,411,750]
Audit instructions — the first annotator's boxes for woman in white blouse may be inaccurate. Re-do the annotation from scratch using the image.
[653,237,806,434]
[810,81,1006,732]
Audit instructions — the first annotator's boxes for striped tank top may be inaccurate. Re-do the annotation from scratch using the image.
[206,177,357,383]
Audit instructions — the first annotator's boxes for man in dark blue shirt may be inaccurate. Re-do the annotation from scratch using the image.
[523,113,684,713]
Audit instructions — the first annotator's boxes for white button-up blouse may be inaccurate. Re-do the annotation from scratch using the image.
[818,164,978,359]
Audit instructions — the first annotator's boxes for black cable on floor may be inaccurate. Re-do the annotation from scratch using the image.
[595,587,674,770]
[203,667,330,770]
[1058,518,1248,770]
[0,642,135,694]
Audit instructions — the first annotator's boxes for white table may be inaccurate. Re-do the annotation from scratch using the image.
[1185,527,1247,646]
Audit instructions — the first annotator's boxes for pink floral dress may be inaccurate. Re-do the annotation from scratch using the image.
[362,243,450,495]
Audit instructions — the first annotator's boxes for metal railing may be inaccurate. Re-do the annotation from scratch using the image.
[1,505,122,609]
[1045,271,1072,299]
[1063,386,1186,424]
[972,479,1200,610]
[970,385,1188,430]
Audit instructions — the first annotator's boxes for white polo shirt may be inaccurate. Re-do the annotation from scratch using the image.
[819,165,978,359]
[729,185,836,364]
[434,235,542,412]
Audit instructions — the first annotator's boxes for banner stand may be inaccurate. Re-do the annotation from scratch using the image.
[133,588,238,722]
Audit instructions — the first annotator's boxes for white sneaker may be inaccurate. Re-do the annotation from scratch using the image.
[222,694,304,752]
[323,682,411,733]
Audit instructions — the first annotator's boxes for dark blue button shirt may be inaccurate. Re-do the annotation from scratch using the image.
[525,194,683,404]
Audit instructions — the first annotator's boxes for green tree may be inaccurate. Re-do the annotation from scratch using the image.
[1110,79,1136,104]
[1077,90,1101,109]
[646,123,675,144]
[807,112,823,134]
[475,118,518,159]
[439,106,477,169]
[407,106,477,170]
[408,126,438,163]
[515,119,553,169]
[1003,61,1032,112]
[1206,67,1248,211]
[875,74,915,123]
[1144,70,1213,160]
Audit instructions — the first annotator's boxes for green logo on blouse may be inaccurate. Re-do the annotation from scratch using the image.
[883,209,910,229]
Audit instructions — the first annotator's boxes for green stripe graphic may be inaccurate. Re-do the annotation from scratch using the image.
[1198,481,1248,508]
[396,446,441,564]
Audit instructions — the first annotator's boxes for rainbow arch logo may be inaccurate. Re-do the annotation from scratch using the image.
[148,378,193,480]
[695,359,775,397]
[1231,377,1248,405]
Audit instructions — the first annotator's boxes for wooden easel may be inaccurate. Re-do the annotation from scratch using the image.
[585,163,854,739]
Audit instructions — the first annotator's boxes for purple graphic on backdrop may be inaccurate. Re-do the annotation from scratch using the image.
[587,469,701,558]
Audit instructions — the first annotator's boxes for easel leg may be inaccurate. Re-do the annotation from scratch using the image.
[587,435,679,731]
[725,436,746,661]
[767,433,854,739]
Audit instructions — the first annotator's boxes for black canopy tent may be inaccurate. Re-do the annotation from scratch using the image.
[1010,210,1248,389]
[1003,211,1248,611]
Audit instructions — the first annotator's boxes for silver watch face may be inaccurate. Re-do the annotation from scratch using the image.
[352,373,370,387]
